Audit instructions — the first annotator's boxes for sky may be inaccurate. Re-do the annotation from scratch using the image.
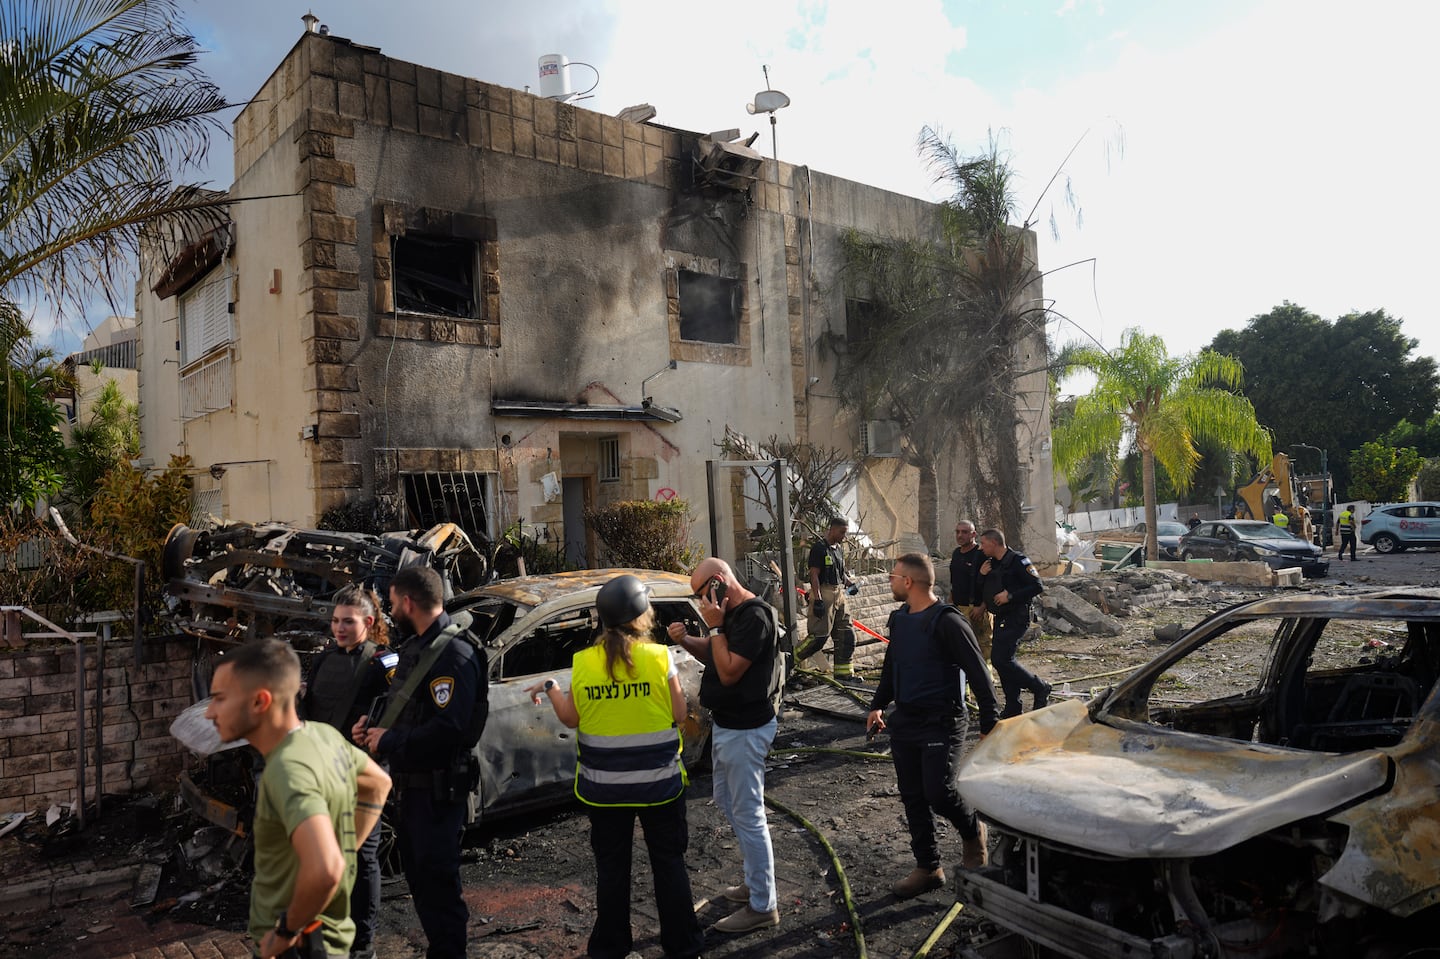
[34,0,1440,396]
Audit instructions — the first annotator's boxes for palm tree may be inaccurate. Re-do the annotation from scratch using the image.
[0,0,229,319]
[1053,328,1271,562]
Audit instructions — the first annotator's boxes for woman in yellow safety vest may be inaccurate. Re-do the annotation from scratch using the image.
[526,574,704,959]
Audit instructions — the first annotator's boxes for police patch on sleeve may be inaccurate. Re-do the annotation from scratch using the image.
[1026,562,1040,577]
[379,651,399,682]
[430,676,455,708]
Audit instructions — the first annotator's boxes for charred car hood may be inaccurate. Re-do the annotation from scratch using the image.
[959,700,1391,858]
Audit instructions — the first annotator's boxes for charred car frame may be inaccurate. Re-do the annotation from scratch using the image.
[957,590,1440,959]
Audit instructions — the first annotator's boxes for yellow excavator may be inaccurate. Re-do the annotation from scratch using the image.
[1235,453,1315,543]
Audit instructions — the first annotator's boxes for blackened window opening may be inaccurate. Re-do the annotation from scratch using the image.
[403,471,492,547]
[846,298,881,346]
[678,270,740,344]
[394,235,478,318]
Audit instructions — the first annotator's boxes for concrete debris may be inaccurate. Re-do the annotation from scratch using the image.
[1153,623,1186,644]
[1038,584,1125,636]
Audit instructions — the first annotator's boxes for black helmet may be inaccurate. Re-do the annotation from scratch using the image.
[596,575,651,629]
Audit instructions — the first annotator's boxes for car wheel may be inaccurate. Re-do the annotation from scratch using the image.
[1179,549,1194,562]
[1372,533,1399,554]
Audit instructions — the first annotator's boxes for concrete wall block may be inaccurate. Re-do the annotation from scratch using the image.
[14,730,70,753]
[531,503,563,524]
[577,109,602,144]
[318,411,362,438]
[466,108,489,148]
[310,212,358,244]
[104,701,145,723]
[0,676,29,697]
[315,389,352,412]
[482,85,511,115]
[557,138,578,168]
[510,89,533,121]
[643,144,664,186]
[441,72,465,113]
[299,110,354,139]
[297,131,334,160]
[533,133,558,165]
[397,448,439,473]
[601,115,623,149]
[431,448,458,471]
[390,81,418,133]
[512,118,535,158]
[337,80,365,119]
[375,315,429,340]
[32,769,79,795]
[533,97,557,137]
[416,66,441,107]
[0,658,12,678]
[365,73,390,126]
[309,77,338,115]
[0,695,21,718]
[623,139,645,180]
[2,752,49,777]
[430,319,459,343]
[28,671,82,695]
[135,736,179,760]
[307,157,356,186]
[138,718,173,740]
[490,114,514,154]
[311,288,339,314]
[315,363,359,391]
[373,278,394,313]
[101,740,134,764]
[602,145,624,178]
[151,696,188,720]
[14,652,59,677]
[317,438,346,462]
[388,58,416,84]
[301,239,337,269]
[129,756,182,786]
[460,449,499,473]
[334,45,363,84]
[304,181,337,215]
[308,268,360,290]
[451,322,489,347]
[39,707,78,732]
[418,105,447,139]
[312,311,361,340]
[642,124,663,147]
[630,457,659,480]
[319,462,363,489]
[0,776,31,800]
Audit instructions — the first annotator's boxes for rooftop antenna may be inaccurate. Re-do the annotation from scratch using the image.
[746,65,791,164]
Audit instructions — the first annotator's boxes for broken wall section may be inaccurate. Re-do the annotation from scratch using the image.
[0,638,192,814]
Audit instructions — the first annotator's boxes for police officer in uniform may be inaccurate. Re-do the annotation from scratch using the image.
[796,516,859,678]
[978,528,1050,719]
[353,566,488,959]
[1336,504,1358,560]
[526,575,704,959]
[301,584,397,959]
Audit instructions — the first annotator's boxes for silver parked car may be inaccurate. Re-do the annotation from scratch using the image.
[1361,501,1440,553]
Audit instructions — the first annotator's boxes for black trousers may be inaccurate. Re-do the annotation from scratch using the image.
[888,709,977,870]
[397,788,468,959]
[992,612,1046,716]
[1337,531,1357,559]
[587,796,705,959]
[351,817,381,949]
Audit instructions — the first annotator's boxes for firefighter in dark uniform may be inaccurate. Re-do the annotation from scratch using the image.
[301,583,397,959]
[353,567,488,959]
[978,527,1050,719]
[796,516,859,678]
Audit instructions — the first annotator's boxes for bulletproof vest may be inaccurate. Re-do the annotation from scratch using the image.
[307,642,375,730]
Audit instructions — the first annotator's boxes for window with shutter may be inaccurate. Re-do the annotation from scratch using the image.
[180,267,233,366]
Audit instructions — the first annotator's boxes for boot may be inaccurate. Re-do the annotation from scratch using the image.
[1033,679,1053,710]
[721,883,750,903]
[961,821,989,869]
[891,866,945,899]
[793,636,824,662]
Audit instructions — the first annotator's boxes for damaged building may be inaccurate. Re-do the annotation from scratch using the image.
[134,26,1056,568]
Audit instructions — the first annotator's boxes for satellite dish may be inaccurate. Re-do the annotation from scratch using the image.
[746,90,791,115]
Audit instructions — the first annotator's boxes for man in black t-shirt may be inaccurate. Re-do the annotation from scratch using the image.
[670,558,782,935]
[795,516,859,678]
[948,520,991,666]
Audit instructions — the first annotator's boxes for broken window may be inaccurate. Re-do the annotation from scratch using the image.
[500,610,597,679]
[402,471,494,547]
[394,234,478,318]
[678,270,740,344]
[845,298,881,346]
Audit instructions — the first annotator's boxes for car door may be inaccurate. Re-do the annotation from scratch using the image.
[478,603,600,813]
[1413,505,1440,545]
[1187,523,1221,559]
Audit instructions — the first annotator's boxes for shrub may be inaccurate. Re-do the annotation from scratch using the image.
[585,500,704,573]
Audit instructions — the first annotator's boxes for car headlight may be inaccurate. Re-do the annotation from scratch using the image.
[1249,542,1279,553]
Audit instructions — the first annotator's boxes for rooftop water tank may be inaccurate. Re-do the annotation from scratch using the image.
[538,54,571,100]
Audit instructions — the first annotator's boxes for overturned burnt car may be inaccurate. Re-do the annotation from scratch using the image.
[957,589,1440,959]
[163,522,714,832]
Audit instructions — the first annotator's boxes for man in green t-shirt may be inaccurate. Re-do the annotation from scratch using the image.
[207,639,392,959]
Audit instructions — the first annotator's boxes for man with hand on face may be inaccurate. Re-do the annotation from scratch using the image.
[668,558,782,935]
[866,554,997,898]
[978,527,1050,719]
[206,639,391,959]
[351,567,488,959]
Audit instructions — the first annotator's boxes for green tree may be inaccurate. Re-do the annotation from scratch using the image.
[64,371,139,514]
[833,132,1051,550]
[1208,303,1439,495]
[1382,414,1440,459]
[1347,442,1423,503]
[1416,457,1440,501]
[1053,329,1272,561]
[0,0,228,318]
[1,323,70,511]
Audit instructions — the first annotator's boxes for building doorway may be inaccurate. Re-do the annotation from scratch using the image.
[562,476,593,568]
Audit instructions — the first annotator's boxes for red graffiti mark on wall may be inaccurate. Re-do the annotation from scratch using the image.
[654,487,678,502]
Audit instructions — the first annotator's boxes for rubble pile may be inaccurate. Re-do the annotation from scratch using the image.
[1038,568,1203,636]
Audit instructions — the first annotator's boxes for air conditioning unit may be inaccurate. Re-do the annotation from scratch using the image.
[861,419,901,458]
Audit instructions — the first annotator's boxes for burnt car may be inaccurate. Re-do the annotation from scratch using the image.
[956,589,1440,958]
[163,523,722,827]
[1179,519,1329,577]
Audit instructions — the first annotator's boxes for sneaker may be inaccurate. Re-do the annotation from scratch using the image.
[713,904,780,934]
[1033,680,1053,710]
[961,821,989,870]
[891,866,945,899]
[721,883,750,903]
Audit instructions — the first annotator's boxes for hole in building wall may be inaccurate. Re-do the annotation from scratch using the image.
[678,270,740,344]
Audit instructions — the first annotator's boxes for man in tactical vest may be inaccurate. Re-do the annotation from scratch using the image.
[353,566,488,959]
[795,516,860,678]
[866,553,998,898]
[978,528,1050,719]
[1337,504,1358,560]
